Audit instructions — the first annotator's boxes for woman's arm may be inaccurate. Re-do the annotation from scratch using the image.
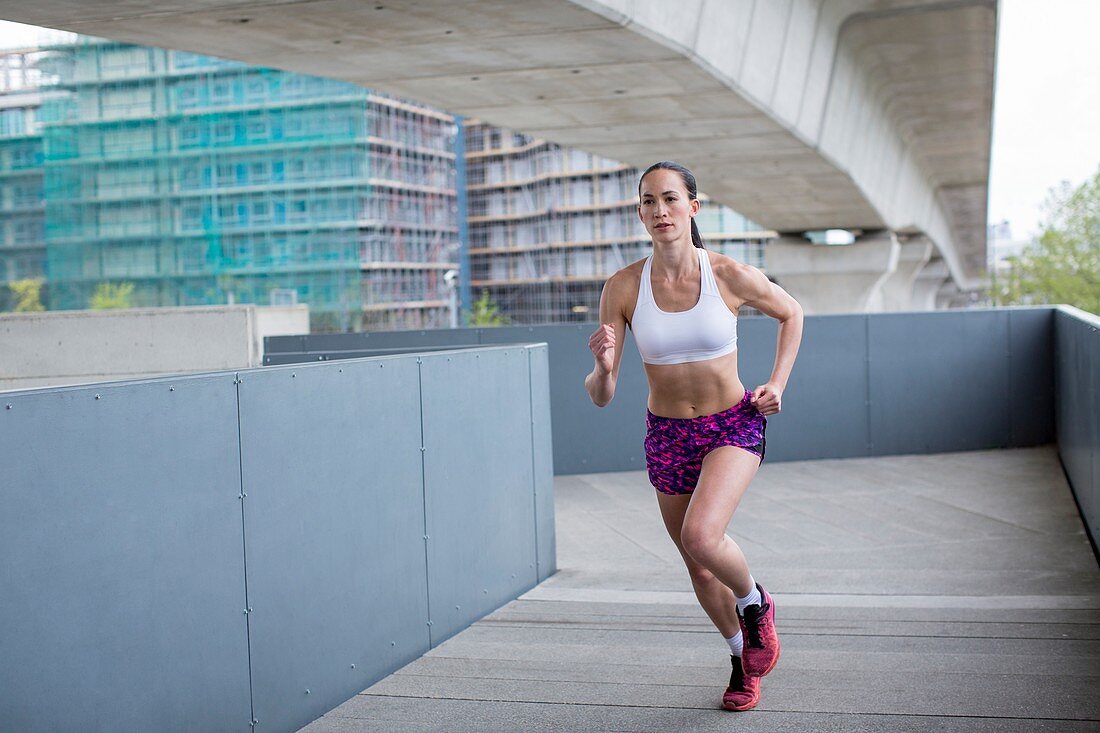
[728,264,804,415]
[585,273,629,407]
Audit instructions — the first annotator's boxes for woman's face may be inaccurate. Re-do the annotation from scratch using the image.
[638,169,699,242]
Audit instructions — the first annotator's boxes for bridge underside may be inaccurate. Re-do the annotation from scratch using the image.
[0,0,996,293]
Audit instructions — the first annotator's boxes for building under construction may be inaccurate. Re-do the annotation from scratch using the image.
[4,36,776,331]
[0,46,53,309]
[34,38,461,331]
[464,120,774,324]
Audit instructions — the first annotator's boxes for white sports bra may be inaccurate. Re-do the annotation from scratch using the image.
[630,247,738,365]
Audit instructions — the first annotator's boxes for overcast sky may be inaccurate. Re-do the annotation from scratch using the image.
[987,0,1100,238]
[2,1,1098,242]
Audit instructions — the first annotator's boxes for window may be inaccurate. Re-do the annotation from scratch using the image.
[11,183,42,207]
[13,254,44,280]
[180,165,201,189]
[252,201,271,224]
[213,121,235,144]
[179,122,202,146]
[247,119,269,142]
[289,200,308,222]
[211,81,233,103]
[181,205,203,230]
[14,219,44,244]
[0,109,25,136]
[245,77,267,102]
[176,83,200,109]
[11,144,42,168]
[249,161,268,183]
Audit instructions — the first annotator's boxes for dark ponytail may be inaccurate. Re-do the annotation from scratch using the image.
[639,160,705,249]
[689,217,704,249]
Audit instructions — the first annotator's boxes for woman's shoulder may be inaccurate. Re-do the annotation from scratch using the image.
[606,258,646,288]
[707,249,761,280]
[707,250,770,298]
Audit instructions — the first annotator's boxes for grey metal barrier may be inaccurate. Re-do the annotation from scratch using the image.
[0,343,554,733]
[1054,306,1100,549]
[266,308,1056,476]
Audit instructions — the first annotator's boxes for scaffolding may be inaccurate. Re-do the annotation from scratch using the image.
[0,48,52,308]
[463,120,774,324]
[32,38,459,331]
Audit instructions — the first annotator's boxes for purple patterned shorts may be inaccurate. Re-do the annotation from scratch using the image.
[644,389,767,496]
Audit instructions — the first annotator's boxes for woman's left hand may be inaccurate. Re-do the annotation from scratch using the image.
[751,383,783,416]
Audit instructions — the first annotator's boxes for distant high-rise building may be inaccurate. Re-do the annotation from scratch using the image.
[25,37,460,332]
[3,34,777,331]
[986,219,1030,275]
[463,120,774,324]
[0,46,52,309]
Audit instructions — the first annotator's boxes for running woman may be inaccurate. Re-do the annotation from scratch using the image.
[584,161,803,711]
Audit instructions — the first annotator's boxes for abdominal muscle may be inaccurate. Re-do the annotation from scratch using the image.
[643,348,746,418]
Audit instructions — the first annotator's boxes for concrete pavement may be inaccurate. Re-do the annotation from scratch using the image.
[302,447,1100,731]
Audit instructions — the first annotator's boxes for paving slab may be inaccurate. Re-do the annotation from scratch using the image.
[301,447,1100,731]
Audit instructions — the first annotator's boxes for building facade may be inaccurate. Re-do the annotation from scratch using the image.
[463,121,774,323]
[2,36,776,330]
[33,38,461,332]
[0,47,50,310]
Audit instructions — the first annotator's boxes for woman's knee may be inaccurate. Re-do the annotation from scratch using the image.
[680,523,724,565]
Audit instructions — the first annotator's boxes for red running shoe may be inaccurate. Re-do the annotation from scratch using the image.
[737,582,780,677]
[722,655,760,711]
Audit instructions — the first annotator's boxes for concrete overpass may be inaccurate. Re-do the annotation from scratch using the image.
[0,0,997,312]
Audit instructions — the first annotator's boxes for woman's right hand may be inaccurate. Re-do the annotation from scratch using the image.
[588,323,615,374]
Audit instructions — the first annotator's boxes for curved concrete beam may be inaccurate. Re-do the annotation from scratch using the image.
[573,0,994,288]
[0,0,996,288]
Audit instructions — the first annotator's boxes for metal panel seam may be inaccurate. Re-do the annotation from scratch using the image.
[416,357,433,647]
[234,372,257,730]
[1054,311,1063,449]
[527,348,540,579]
[864,314,873,455]
[1006,309,1014,446]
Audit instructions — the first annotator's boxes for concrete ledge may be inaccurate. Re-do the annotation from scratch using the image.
[0,304,309,392]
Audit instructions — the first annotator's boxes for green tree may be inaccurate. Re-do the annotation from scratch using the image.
[9,278,46,312]
[990,168,1100,315]
[464,288,510,326]
[89,282,136,310]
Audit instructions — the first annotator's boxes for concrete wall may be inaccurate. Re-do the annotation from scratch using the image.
[0,304,309,392]
[267,308,1056,476]
[0,343,554,733]
[1054,306,1100,550]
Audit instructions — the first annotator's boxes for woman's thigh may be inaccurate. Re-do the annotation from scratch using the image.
[683,445,761,537]
[656,491,693,553]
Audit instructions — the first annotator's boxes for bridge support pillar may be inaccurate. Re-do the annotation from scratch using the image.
[764,231,899,314]
[911,258,950,311]
[875,236,934,311]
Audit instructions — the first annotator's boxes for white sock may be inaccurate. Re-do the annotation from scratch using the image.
[725,630,743,657]
[735,575,761,614]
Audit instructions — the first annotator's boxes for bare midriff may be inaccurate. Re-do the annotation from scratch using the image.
[643,348,746,418]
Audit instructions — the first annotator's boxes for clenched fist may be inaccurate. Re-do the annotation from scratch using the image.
[750,383,783,416]
[588,323,615,374]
